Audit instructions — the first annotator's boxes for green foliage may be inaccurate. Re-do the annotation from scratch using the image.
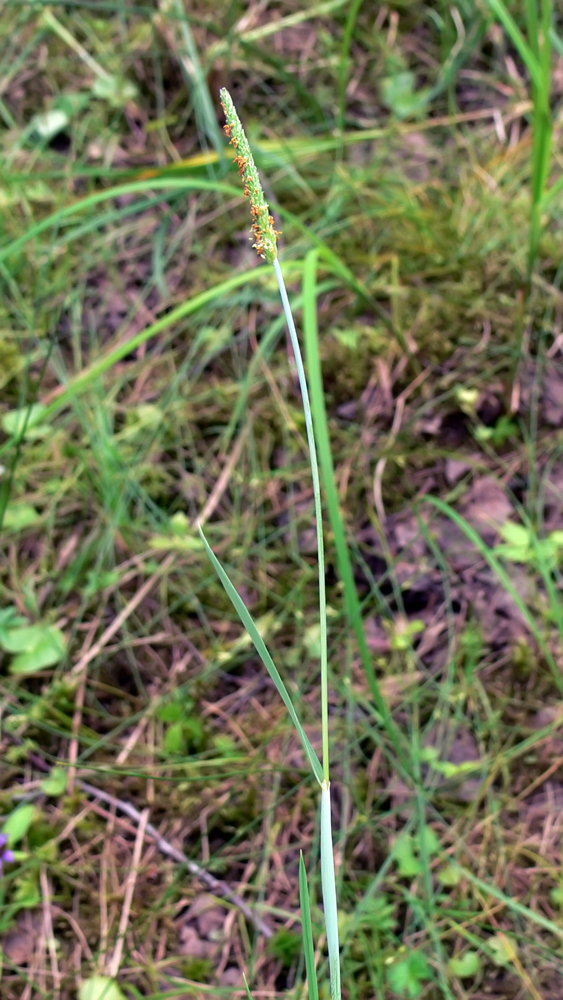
[2,2,563,997]
[0,619,66,674]
[448,950,481,978]
[393,827,441,878]
[269,928,303,967]
[355,896,397,938]
[380,53,432,120]
[474,414,519,446]
[181,958,214,982]
[2,804,36,846]
[387,950,433,998]
[300,853,319,1000]
[493,522,563,568]
[1,404,50,440]
[2,504,40,531]
[158,695,205,756]
[78,977,127,1000]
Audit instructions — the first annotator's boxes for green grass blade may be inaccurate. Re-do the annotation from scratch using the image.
[550,25,563,56]
[321,782,341,1000]
[299,853,320,1000]
[455,865,563,939]
[302,248,409,768]
[338,0,364,133]
[198,525,324,785]
[26,268,269,430]
[170,0,224,156]
[0,178,240,264]
[524,0,540,61]
[480,0,541,89]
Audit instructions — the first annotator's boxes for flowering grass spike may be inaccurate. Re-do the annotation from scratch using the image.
[220,88,281,263]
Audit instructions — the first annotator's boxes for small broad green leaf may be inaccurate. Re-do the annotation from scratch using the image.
[332,327,361,349]
[493,522,563,568]
[494,522,532,562]
[2,404,49,439]
[433,758,481,778]
[14,874,41,908]
[30,108,69,141]
[54,90,90,118]
[78,976,127,1000]
[380,71,431,119]
[390,618,425,651]
[212,733,236,754]
[438,865,461,887]
[41,767,68,797]
[387,949,432,998]
[498,522,530,547]
[489,933,517,967]
[394,834,422,877]
[183,716,204,748]
[85,568,120,597]
[2,624,50,653]
[164,721,186,755]
[150,535,203,551]
[92,75,137,107]
[151,513,204,552]
[169,512,189,534]
[2,504,40,531]
[474,414,518,445]
[8,625,66,674]
[304,623,321,658]
[0,607,28,643]
[158,701,184,723]
[455,386,480,415]
[3,804,36,846]
[417,824,441,857]
[550,887,563,907]
[448,951,481,978]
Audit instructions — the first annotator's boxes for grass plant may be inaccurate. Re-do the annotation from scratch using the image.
[2,3,563,999]
[200,89,340,1000]
[481,0,553,283]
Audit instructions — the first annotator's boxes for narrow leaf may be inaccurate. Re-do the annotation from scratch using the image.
[299,853,319,1000]
[480,0,541,88]
[302,249,408,769]
[198,526,323,785]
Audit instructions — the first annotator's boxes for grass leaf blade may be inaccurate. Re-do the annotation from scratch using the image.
[299,853,320,1000]
[302,248,408,768]
[198,525,324,785]
[480,0,541,88]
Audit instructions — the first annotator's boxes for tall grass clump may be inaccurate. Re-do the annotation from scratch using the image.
[482,0,553,283]
[198,90,341,1000]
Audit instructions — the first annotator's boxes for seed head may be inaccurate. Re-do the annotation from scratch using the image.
[220,88,281,264]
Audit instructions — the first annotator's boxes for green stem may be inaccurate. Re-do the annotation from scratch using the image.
[273,256,330,783]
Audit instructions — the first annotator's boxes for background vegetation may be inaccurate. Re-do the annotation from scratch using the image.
[1,1,563,998]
